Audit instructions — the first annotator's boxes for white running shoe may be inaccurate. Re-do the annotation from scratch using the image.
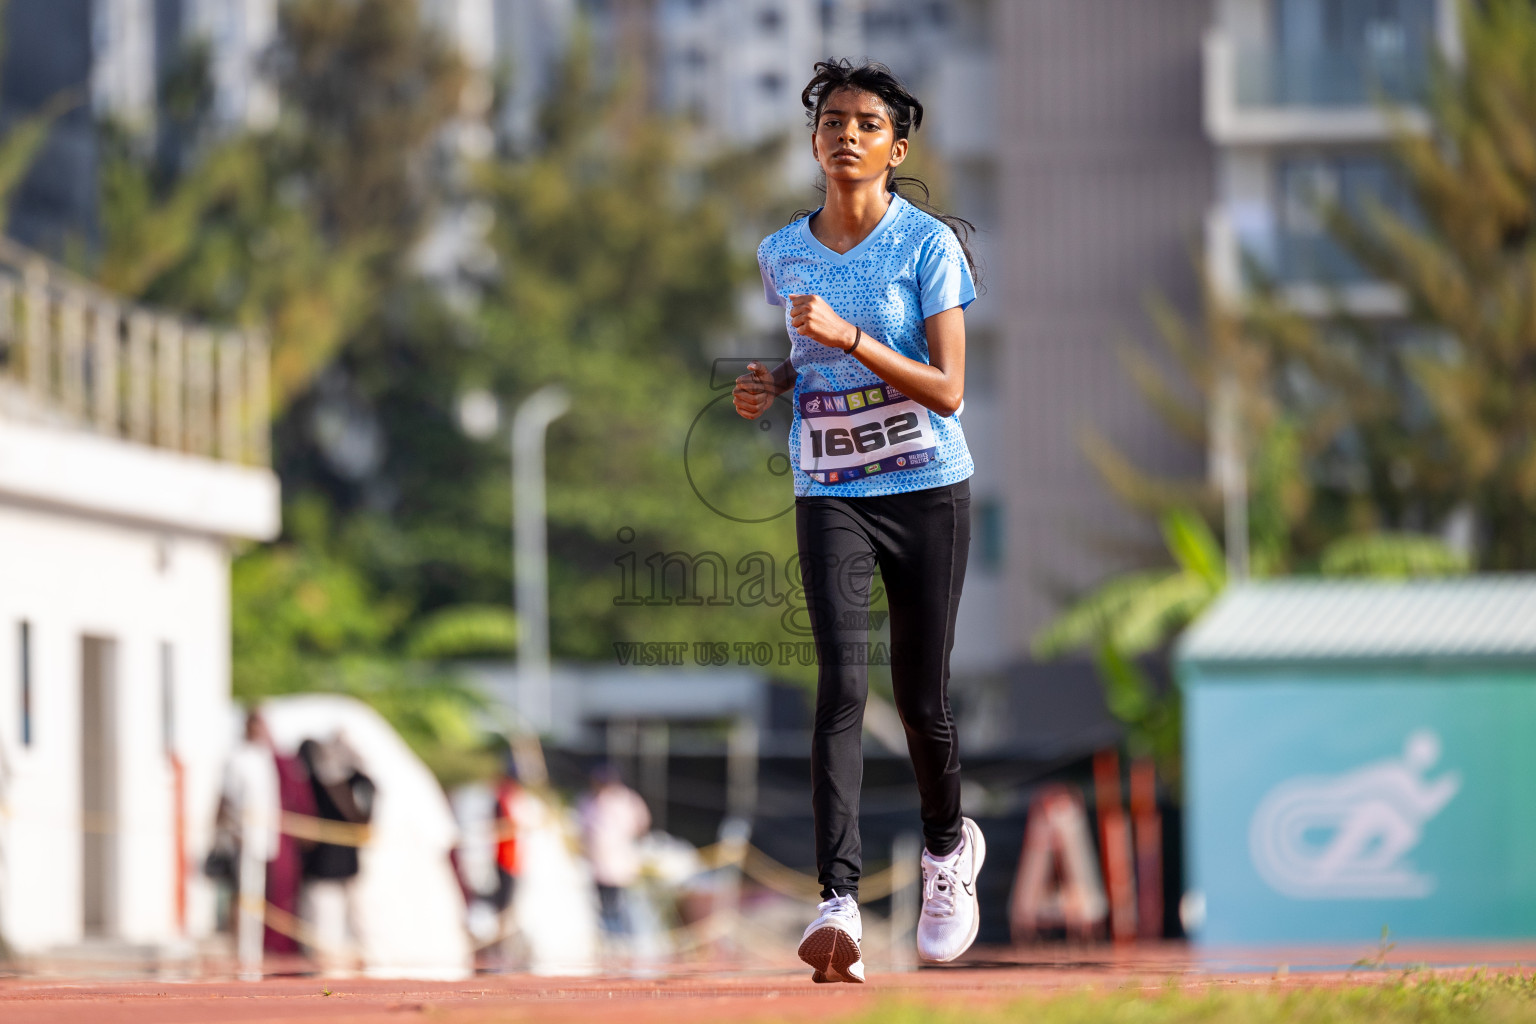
[797,893,865,983]
[916,816,986,963]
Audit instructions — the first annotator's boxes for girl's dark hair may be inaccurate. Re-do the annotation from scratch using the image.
[798,58,980,286]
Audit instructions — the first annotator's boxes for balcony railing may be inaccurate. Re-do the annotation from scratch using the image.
[0,239,270,466]
[1234,44,1431,109]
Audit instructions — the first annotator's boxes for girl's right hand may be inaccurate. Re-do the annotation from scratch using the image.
[732,362,778,420]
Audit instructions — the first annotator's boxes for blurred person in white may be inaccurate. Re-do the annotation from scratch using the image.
[217,711,282,980]
[298,734,375,975]
[576,763,651,937]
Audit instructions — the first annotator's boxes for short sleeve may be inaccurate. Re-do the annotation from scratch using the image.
[916,228,976,318]
[758,245,782,307]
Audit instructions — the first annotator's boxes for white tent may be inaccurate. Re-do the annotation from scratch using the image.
[260,694,472,979]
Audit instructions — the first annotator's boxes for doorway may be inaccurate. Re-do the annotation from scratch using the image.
[81,635,118,937]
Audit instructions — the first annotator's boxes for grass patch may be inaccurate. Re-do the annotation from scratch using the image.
[836,972,1536,1024]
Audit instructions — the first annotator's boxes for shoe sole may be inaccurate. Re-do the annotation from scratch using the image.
[918,817,988,965]
[798,924,864,983]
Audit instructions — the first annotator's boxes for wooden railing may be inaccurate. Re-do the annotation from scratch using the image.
[0,238,269,466]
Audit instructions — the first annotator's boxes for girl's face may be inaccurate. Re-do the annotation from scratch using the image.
[810,86,908,187]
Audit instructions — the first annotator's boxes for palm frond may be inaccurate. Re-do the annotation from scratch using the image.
[1160,508,1226,588]
[1110,570,1220,656]
[0,89,76,231]
[1319,532,1472,578]
[404,604,518,660]
[1093,640,1155,725]
[1030,569,1179,660]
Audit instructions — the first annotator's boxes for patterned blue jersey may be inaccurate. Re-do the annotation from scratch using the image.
[757,193,977,497]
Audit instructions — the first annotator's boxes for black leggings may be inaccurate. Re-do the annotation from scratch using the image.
[795,477,970,900]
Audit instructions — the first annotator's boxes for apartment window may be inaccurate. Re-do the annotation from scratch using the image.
[759,71,783,96]
[1275,0,1435,104]
[18,621,31,747]
[1276,153,1415,282]
[1278,0,1435,52]
[758,8,781,32]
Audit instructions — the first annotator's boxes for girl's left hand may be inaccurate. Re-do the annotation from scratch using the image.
[787,294,857,352]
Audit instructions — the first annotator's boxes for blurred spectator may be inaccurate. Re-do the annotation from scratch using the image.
[577,764,651,937]
[214,711,284,979]
[269,738,317,957]
[298,734,374,974]
[492,751,522,915]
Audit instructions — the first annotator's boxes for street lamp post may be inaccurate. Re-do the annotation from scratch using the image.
[513,385,569,736]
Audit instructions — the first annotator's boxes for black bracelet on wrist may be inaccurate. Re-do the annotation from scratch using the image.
[847,326,863,355]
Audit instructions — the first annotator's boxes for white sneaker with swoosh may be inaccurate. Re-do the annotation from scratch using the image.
[797,893,864,983]
[916,816,986,963]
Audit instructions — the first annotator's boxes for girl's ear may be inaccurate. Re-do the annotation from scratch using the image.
[888,137,909,169]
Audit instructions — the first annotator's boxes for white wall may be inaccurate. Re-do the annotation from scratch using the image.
[0,501,233,952]
[0,411,275,954]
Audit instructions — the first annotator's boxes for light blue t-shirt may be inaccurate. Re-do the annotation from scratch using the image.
[757,193,977,498]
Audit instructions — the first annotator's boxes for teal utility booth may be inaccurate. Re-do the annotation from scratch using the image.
[1176,577,1536,945]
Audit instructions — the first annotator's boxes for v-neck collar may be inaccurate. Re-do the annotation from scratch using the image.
[800,193,905,264]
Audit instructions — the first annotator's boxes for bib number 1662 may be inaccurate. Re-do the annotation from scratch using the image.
[808,411,924,458]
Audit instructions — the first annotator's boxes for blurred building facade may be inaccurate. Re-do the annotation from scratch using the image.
[446,1,1456,693]
[992,1,1214,672]
[1204,0,1452,317]
[422,0,1016,674]
[0,242,279,954]
[2,0,277,252]
[432,0,1210,736]
[994,0,1454,676]
[5,1,1461,763]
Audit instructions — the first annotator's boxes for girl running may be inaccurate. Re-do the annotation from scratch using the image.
[733,58,984,983]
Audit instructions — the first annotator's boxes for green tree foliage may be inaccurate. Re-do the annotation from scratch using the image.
[274,0,468,253]
[1288,0,1536,569]
[97,8,813,781]
[91,0,499,779]
[95,0,466,410]
[1041,258,1465,779]
[1032,503,1470,783]
[0,0,81,232]
[231,498,504,785]
[468,50,807,669]
[1077,263,1358,577]
[0,93,73,234]
[231,25,812,777]
[98,134,376,407]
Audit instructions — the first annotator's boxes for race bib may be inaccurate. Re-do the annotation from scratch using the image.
[798,383,938,484]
